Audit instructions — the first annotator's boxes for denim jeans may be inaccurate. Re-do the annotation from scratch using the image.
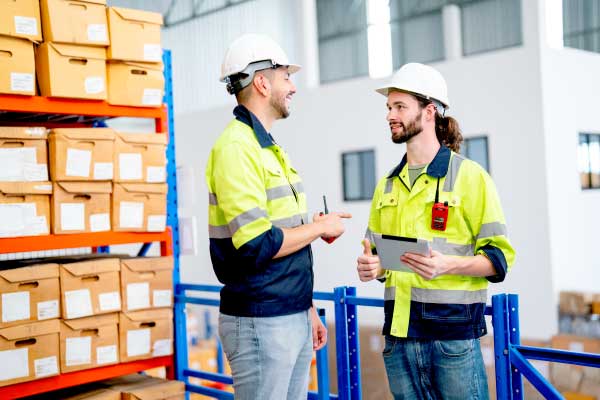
[218,310,313,400]
[382,336,489,400]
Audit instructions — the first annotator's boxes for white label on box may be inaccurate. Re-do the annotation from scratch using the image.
[14,16,37,35]
[90,213,110,232]
[127,328,150,357]
[127,282,150,310]
[23,164,48,181]
[28,216,48,235]
[10,73,34,93]
[147,215,166,232]
[119,153,142,180]
[66,148,91,177]
[65,289,93,319]
[85,77,105,95]
[25,128,45,137]
[143,44,162,62]
[0,148,37,181]
[0,204,25,235]
[93,162,113,180]
[569,342,585,352]
[120,202,144,229]
[0,348,29,381]
[34,184,52,191]
[2,291,30,323]
[142,89,162,106]
[66,336,91,366]
[146,166,166,183]
[61,203,85,231]
[96,345,117,365]
[37,299,59,320]
[99,291,120,311]
[34,356,58,378]
[87,24,107,42]
[153,290,172,307]
[152,339,172,356]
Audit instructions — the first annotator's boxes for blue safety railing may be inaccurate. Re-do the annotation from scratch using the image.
[174,286,600,399]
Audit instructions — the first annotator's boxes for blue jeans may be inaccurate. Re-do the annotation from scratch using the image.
[218,310,313,400]
[382,336,489,400]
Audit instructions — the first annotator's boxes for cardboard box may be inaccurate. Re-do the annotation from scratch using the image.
[52,182,112,234]
[551,335,600,394]
[60,313,119,373]
[563,392,596,400]
[107,7,163,63]
[0,182,51,238]
[0,127,48,181]
[40,0,109,46]
[119,309,173,362]
[0,319,60,387]
[560,291,594,316]
[592,294,600,315]
[60,388,121,400]
[60,258,121,319]
[36,42,107,99]
[102,374,184,400]
[0,36,36,96]
[114,133,167,183]
[0,0,42,41]
[120,257,173,312]
[0,263,60,329]
[107,61,164,107]
[112,183,167,232]
[49,128,116,181]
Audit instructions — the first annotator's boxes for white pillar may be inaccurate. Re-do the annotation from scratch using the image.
[297,0,320,88]
[442,4,462,61]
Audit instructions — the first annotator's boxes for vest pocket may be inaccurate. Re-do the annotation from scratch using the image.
[421,302,472,322]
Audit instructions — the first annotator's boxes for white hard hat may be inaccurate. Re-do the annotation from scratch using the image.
[220,33,301,94]
[376,63,449,110]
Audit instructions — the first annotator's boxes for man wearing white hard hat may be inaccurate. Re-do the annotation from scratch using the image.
[206,33,351,399]
[356,63,515,399]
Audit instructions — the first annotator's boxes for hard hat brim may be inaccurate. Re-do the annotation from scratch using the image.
[374,86,449,109]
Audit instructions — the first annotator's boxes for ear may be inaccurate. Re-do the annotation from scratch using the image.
[253,73,271,97]
[424,103,437,121]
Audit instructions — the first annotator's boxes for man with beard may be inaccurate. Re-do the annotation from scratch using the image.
[356,63,515,399]
[206,33,351,400]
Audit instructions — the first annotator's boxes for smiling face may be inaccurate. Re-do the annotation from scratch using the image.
[386,90,425,144]
[267,66,296,119]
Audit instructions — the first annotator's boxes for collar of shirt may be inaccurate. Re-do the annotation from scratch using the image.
[387,145,451,179]
[233,104,275,148]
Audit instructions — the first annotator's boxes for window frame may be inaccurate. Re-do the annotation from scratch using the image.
[341,149,377,202]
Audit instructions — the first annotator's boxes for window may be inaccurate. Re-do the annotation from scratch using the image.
[579,133,600,189]
[317,0,369,83]
[563,0,600,54]
[342,150,376,201]
[461,136,489,172]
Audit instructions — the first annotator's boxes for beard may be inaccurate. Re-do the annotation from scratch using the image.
[391,111,423,144]
[270,92,290,119]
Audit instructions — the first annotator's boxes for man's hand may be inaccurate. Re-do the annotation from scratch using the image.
[312,212,352,239]
[401,250,454,280]
[310,307,327,351]
[357,239,384,282]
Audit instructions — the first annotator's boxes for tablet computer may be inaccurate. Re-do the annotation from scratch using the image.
[372,233,431,272]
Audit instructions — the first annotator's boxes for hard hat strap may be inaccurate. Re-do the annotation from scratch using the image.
[226,60,281,95]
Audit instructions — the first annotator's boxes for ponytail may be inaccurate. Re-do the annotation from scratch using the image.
[435,114,463,153]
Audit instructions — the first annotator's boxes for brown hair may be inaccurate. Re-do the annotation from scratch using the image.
[416,97,463,153]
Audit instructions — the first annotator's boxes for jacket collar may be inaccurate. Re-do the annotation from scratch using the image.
[387,145,451,178]
[233,105,275,148]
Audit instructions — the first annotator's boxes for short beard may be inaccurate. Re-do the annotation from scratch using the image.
[392,111,422,144]
[270,94,290,119]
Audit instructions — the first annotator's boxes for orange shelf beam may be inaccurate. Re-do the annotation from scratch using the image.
[0,94,167,119]
[0,229,172,254]
[0,356,173,399]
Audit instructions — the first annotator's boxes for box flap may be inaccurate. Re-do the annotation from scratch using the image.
[0,319,60,341]
[61,258,120,277]
[121,257,173,273]
[50,128,115,142]
[117,132,167,146]
[77,0,107,4]
[122,309,173,323]
[107,60,164,72]
[56,181,113,194]
[0,127,47,139]
[0,182,52,195]
[0,263,59,283]
[117,183,168,195]
[126,380,185,400]
[62,313,118,331]
[111,7,164,25]
[49,42,106,60]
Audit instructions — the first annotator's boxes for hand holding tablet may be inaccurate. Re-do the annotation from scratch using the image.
[372,234,431,272]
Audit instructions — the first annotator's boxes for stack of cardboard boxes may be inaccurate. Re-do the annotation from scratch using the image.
[0,256,175,387]
[0,0,164,106]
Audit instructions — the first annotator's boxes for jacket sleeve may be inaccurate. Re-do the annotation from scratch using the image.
[212,140,283,260]
[465,166,516,283]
